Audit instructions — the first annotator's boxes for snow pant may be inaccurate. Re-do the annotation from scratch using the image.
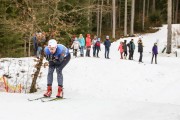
[93,46,96,57]
[33,43,38,56]
[37,46,42,58]
[96,47,100,57]
[151,54,157,64]
[74,49,78,57]
[86,46,91,57]
[72,48,75,56]
[139,52,143,62]
[129,50,134,60]
[105,47,110,58]
[47,53,71,87]
[120,52,123,59]
[124,51,128,59]
[131,50,134,59]
[80,46,84,56]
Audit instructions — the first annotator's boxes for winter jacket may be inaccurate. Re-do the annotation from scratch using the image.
[127,41,135,52]
[44,44,70,60]
[86,34,91,47]
[152,45,158,54]
[78,37,85,47]
[71,40,81,50]
[104,39,111,48]
[131,42,135,50]
[138,42,143,52]
[118,44,124,53]
[123,43,127,52]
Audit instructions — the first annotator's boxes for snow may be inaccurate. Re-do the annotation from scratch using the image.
[0,24,180,120]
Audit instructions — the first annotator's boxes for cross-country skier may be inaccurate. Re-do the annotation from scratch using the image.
[44,39,71,98]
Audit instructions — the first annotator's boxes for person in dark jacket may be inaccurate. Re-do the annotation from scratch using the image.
[130,39,135,60]
[32,33,38,57]
[138,39,143,63]
[123,40,128,59]
[95,38,101,58]
[151,43,158,64]
[104,35,111,59]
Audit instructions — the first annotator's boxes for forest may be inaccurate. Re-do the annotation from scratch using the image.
[0,0,179,57]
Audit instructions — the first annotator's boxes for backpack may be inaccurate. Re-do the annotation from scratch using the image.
[95,41,100,47]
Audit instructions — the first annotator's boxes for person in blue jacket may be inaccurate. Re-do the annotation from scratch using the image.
[104,35,111,59]
[151,42,158,64]
[78,34,85,57]
[44,39,71,98]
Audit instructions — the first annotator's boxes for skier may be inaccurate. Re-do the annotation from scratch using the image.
[151,42,158,64]
[44,39,71,98]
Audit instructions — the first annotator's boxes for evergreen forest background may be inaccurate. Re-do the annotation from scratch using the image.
[0,0,179,57]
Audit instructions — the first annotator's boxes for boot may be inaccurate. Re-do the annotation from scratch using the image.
[56,86,63,98]
[44,86,52,97]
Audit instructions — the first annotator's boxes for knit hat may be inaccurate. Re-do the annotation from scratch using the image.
[106,36,109,39]
[48,39,57,48]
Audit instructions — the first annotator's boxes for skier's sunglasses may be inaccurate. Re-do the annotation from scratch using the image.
[48,47,56,51]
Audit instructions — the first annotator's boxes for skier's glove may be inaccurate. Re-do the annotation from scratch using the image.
[46,55,55,61]
[59,55,64,62]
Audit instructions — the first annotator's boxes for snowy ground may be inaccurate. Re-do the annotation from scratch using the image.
[0,24,180,120]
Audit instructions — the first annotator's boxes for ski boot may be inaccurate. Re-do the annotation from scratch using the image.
[56,86,63,98]
[44,86,52,97]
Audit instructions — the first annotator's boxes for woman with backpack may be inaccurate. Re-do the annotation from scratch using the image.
[92,35,98,57]
[95,38,101,58]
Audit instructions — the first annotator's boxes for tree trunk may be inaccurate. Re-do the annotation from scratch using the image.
[24,39,26,57]
[124,0,127,36]
[175,0,179,23]
[118,0,121,29]
[152,0,156,13]
[30,43,45,93]
[87,0,91,33]
[97,0,100,37]
[100,0,103,37]
[112,0,116,39]
[28,32,31,57]
[142,0,145,31]
[172,0,175,24]
[167,0,172,54]
[130,0,135,36]
[147,0,149,17]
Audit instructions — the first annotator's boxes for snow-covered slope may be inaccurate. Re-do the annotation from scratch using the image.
[0,24,180,120]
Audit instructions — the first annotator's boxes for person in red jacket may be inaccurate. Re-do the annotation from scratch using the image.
[118,41,124,59]
[85,34,91,57]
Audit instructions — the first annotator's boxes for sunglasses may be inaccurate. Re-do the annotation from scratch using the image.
[48,47,56,51]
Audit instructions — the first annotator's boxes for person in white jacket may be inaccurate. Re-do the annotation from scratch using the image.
[71,37,81,57]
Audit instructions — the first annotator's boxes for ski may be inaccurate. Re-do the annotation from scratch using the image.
[28,96,50,101]
[41,97,64,102]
